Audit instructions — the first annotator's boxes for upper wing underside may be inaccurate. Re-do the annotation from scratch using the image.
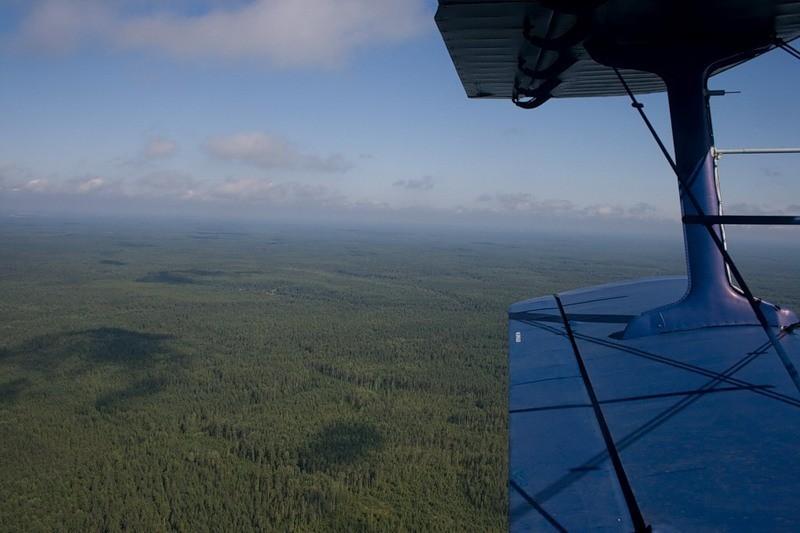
[436,0,800,100]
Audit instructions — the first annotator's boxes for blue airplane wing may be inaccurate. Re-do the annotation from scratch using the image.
[433,2,800,529]
[508,277,800,532]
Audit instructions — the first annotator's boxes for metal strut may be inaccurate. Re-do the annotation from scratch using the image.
[613,68,800,395]
[714,147,800,155]
[683,215,800,226]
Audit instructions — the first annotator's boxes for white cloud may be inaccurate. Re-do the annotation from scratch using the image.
[0,168,683,225]
[493,192,568,213]
[582,204,625,217]
[726,202,800,216]
[129,170,198,197]
[725,202,772,215]
[76,176,105,193]
[478,192,662,220]
[11,0,429,67]
[204,132,352,173]
[11,175,119,195]
[0,162,33,191]
[142,137,177,159]
[64,170,345,207]
[1,165,347,208]
[17,178,50,192]
[14,0,113,54]
[393,175,434,191]
[208,178,345,206]
[214,177,276,199]
[627,202,658,217]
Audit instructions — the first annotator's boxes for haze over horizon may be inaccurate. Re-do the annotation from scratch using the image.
[1,0,798,236]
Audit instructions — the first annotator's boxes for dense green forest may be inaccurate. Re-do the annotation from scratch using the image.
[0,217,797,532]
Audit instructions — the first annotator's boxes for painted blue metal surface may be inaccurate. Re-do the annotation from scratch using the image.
[509,277,800,532]
[623,153,797,338]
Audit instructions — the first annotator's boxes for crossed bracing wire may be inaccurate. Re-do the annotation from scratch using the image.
[777,38,800,61]
[509,305,794,531]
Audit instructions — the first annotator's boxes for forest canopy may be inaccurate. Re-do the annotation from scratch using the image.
[1,218,796,532]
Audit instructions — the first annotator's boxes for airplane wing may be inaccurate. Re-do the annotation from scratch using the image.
[435,1,800,530]
[509,277,800,531]
[435,1,800,101]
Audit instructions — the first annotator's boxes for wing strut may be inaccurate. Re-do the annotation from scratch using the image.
[553,294,652,533]
[612,68,800,395]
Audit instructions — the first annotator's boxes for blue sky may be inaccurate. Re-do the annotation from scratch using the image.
[0,0,798,233]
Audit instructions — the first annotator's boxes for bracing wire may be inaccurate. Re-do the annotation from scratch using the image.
[612,67,800,395]
[777,39,800,61]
